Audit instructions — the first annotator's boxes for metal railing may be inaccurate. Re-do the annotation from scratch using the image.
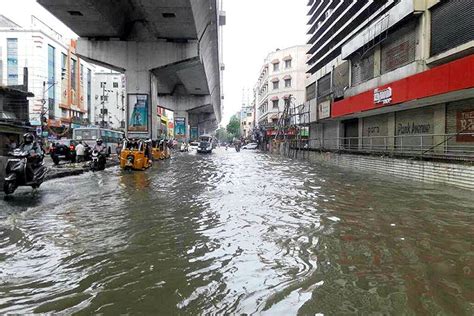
[287,133,474,161]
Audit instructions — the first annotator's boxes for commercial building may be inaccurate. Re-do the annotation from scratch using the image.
[0,15,94,138]
[240,104,254,140]
[256,45,310,132]
[91,70,126,130]
[305,0,474,158]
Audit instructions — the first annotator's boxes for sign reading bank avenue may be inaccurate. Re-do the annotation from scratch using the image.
[374,87,392,105]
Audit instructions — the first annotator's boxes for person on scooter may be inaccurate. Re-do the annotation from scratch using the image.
[18,133,43,181]
[93,139,106,154]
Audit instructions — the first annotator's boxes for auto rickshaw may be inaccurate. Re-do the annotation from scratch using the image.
[152,139,171,160]
[120,139,152,171]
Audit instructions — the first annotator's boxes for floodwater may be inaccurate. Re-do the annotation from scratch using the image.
[0,149,473,315]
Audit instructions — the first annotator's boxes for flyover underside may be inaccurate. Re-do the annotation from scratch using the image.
[38,0,222,138]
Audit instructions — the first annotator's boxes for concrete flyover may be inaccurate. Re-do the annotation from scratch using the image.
[37,0,225,139]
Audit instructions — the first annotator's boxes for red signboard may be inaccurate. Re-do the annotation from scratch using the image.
[332,54,474,118]
[266,129,297,136]
[456,110,474,142]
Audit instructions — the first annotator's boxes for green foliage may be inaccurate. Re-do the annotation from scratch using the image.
[226,115,241,138]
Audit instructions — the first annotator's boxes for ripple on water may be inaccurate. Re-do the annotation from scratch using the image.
[0,150,473,314]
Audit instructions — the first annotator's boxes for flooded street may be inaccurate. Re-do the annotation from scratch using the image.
[0,149,473,315]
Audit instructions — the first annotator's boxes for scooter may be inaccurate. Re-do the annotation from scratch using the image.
[90,150,106,171]
[3,149,47,195]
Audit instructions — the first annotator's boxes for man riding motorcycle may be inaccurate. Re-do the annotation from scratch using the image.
[91,139,107,171]
[20,133,43,181]
[93,139,106,154]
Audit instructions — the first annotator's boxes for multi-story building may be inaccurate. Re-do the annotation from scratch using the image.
[240,104,254,139]
[91,69,126,130]
[0,15,94,137]
[305,0,474,156]
[256,45,310,131]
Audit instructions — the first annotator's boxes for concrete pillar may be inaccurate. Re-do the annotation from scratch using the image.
[388,112,396,150]
[125,69,151,139]
[76,39,199,139]
[358,117,364,150]
[173,110,189,142]
[433,103,446,152]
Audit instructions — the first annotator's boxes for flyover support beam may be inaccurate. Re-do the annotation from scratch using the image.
[76,39,198,139]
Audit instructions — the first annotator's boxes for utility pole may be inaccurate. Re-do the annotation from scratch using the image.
[100,82,113,128]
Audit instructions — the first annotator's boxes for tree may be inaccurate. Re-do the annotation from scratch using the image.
[216,127,228,142]
[226,115,241,139]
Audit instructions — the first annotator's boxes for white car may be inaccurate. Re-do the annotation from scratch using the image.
[189,141,199,150]
[242,143,258,150]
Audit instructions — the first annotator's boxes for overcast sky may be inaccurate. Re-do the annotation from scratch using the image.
[3,0,308,126]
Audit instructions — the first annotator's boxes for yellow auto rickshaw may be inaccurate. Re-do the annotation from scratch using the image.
[120,139,152,171]
[152,139,171,160]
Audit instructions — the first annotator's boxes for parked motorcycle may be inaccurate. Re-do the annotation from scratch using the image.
[3,149,47,195]
[90,150,106,171]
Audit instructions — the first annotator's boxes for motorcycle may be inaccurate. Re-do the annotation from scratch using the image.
[235,144,241,152]
[90,150,106,171]
[180,143,189,152]
[3,149,47,195]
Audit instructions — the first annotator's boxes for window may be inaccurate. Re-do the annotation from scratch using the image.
[61,53,67,80]
[6,38,18,85]
[71,58,77,91]
[113,82,119,88]
[285,79,292,88]
[87,69,91,120]
[272,100,279,109]
[100,95,109,102]
[273,81,279,90]
[273,63,279,72]
[247,112,252,117]
[47,45,55,119]
[285,60,292,68]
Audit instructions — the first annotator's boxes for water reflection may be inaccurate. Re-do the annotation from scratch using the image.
[0,150,473,314]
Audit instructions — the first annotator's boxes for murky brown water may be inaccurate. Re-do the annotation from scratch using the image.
[0,149,473,314]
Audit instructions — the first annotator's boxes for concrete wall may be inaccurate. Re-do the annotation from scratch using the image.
[296,151,474,190]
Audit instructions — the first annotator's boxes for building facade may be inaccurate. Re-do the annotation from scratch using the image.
[240,105,254,139]
[256,45,310,131]
[305,0,474,157]
[0,15,94,138]
[91,70,126,130]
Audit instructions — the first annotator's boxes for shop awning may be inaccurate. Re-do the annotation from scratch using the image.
[271,59,280,64]
[283,94,290,99]
[283,75,292,80]
[270,96,279,101]
[271,77,279,82]
[283,55,292,61]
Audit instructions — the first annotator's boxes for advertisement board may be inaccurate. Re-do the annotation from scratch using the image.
[175,117,186,139]
[456,110,474,142]
[128,94,149,133]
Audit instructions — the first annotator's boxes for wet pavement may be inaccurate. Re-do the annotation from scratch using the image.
[0,148,473,314]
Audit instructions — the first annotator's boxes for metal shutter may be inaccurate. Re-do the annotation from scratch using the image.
[381,19,416,74]
[431,0,474,56]
[317,72,331,99]
[306,82,316,101]
[351,50,374,85]
[333,61,349,99]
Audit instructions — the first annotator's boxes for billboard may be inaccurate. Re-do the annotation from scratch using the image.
[128,94,149,133]
[175,117,186,139]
